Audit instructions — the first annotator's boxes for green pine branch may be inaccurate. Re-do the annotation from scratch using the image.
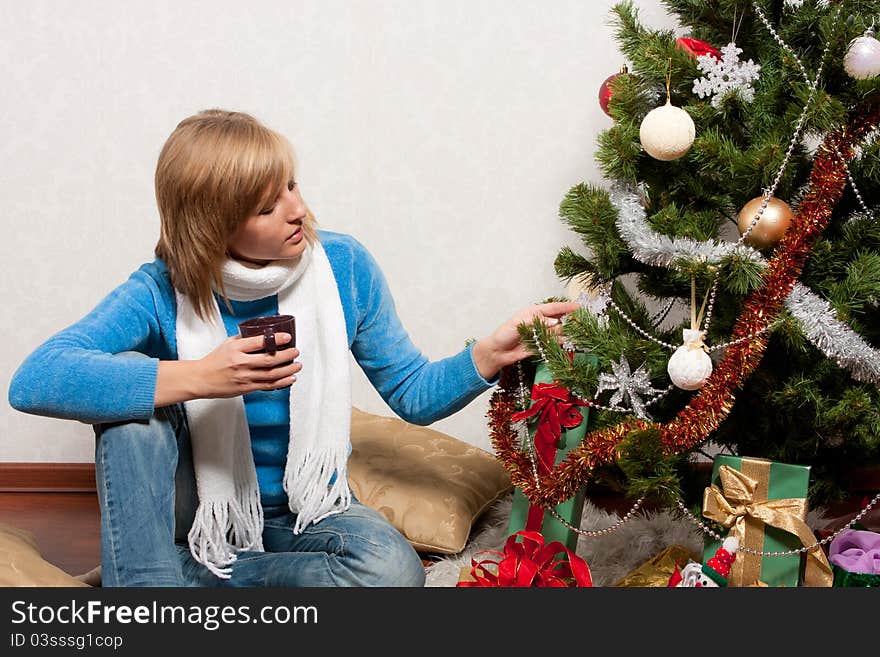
[558,183,633,278]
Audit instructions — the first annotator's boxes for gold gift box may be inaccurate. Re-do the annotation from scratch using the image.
[613,545,701,587]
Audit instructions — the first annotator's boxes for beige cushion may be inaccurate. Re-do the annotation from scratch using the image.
[348,407,512,554]
[0,522,88,587]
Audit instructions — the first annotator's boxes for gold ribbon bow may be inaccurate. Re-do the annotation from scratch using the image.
[702,461,832,587]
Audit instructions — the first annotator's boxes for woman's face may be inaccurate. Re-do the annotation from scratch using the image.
[227,178,308,268]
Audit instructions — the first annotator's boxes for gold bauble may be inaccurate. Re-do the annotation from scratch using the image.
[736,196,794,249]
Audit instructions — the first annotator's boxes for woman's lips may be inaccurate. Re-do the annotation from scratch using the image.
[287,228,303,243]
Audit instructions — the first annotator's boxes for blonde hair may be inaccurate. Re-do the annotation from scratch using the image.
[154,109,318,320]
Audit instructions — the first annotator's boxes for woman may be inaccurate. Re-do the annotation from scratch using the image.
[8,109,576,587]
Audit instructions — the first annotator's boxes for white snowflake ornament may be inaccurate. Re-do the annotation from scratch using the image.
[692,42,761,109]
[595,355,664,419]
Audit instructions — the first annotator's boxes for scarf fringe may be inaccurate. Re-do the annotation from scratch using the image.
[227,486,265,552]
[187,499,239,579]
[285,447,352,534]
[187,486,265,580]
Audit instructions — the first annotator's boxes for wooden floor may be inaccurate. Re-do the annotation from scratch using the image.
[0,492,101,577]
[1,488,876,584]
[0,488,665,581]
[0,490,634,579]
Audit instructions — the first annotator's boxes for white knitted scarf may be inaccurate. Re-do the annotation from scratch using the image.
[174,240,352,578]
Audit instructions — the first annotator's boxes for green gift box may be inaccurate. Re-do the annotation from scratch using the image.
[702,455,811,587]
[507,355,595,551]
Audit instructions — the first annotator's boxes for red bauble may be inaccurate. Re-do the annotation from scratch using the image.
[599,65,628,117]
[676,37,722,60]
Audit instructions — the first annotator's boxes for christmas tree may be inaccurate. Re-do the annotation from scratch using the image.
[491,0,880,511]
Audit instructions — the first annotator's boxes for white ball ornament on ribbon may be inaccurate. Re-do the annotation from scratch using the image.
[844,29,880,80]
[667,328,713,390]
[639,100,696,161]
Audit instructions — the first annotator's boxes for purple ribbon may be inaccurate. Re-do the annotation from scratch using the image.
[828,529,880,575]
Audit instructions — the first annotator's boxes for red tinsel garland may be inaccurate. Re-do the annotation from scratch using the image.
[491,103,880,508]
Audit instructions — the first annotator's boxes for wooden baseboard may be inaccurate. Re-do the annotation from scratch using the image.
[0,463,96,493]
[0,460,874,495]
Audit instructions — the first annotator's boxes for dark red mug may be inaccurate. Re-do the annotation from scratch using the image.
[238,314,296,355]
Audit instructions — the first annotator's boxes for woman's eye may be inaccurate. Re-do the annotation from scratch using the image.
[258,180,295,214]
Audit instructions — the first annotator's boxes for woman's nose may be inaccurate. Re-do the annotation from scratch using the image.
[284,186,306,217]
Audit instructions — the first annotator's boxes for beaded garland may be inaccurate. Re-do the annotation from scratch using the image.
[489,103,880,509]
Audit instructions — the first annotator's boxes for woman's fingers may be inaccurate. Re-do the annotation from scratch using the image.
[262,347,298,368]
[237,333,295,359]
[227,334,302,391]
[527,301,579,329]
[539,303,575,345]
[540,317,567,345]
[250,360,302,383]
[239,335,269,354]
[249,346,298,369]
[536,301,581,318]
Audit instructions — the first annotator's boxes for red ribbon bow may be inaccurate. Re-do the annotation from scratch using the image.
[511,383,587,453]
[457,530,593,587]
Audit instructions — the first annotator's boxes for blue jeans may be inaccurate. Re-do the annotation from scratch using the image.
[93,356,426,588]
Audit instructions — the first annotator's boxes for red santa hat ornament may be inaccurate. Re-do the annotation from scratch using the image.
[701,536,738,587]
[670,536,739,587]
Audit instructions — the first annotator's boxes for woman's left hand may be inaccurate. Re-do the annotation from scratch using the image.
[472,301,581,380]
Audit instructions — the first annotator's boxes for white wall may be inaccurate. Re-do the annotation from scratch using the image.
[0,0,679,461]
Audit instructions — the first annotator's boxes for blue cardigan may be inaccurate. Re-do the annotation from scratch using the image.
[8,230,496,429]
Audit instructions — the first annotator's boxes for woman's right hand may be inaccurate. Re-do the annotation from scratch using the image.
[192,332,301,399]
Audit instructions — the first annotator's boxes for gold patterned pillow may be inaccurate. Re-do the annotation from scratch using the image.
[0,523,89,587]
[347,407,512,554]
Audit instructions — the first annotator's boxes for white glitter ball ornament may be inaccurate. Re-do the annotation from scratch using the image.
[843,31,880,80]
[639,100,695,161]
[667,329,713,390]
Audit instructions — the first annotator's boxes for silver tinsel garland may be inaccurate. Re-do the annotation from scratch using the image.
[785,283,880,386]
[608,183,880,387]
[609,183,762,269]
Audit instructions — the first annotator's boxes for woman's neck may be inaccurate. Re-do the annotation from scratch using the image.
[234,257,268,269]
[227,253,271,269]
